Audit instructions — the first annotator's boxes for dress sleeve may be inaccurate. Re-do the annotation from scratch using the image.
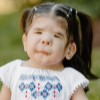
[0,60,20,89]
[65,67,89,97]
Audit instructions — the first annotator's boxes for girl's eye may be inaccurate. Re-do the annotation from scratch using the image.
[54,35,61,39]
[36,32,42,34]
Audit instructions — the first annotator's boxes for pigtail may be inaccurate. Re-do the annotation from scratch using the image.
[77,12,98,79]
[20,8,31,34]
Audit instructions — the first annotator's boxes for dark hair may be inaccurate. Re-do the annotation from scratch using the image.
[20,2,98,90]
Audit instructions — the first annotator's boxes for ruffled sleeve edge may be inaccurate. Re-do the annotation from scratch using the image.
[0,76,10,89]
[70,79,89,99]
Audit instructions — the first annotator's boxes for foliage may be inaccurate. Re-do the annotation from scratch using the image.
[59,0,100,18]
[8,0,100,18]
[0,11,28,65]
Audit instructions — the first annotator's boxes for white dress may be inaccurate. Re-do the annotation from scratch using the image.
[0,59,89,100]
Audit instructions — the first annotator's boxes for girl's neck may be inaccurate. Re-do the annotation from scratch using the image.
[22,59,65,71]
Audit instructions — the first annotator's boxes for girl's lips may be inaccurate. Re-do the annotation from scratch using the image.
[39,51,49,55]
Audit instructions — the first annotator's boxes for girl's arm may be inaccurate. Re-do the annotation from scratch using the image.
[0,84,11,100]
[71,85,89,100]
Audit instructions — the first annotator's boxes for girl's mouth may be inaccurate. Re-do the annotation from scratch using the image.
[38,51,50,55]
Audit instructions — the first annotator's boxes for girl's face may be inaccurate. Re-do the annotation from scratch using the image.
[23,16,69,68]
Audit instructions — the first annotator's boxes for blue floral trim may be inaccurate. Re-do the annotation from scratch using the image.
[19,74,60,81]
[19,83,25,91]
[19,81,62,99]
[29,82,36,92]
[19,75,62,99]
[45,82,52,91]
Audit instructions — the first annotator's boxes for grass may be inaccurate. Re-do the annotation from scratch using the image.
[0,11,100,100]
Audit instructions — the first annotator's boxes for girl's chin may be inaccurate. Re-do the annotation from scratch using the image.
[29,57,60,67]
[34,60,57,67]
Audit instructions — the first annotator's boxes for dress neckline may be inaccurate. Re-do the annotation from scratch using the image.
[19,59,65,72]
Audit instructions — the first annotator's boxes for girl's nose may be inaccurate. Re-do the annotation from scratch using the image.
[42,40,51,45]
[41,40,52,46]
[41,35,52,46]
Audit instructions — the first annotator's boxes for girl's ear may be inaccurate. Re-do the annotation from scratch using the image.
[65,42,76,60]
[22,34,27,52]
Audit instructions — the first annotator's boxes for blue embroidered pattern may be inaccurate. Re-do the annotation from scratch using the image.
[19,83,25,91]
[56,83,62,92]
[44,82,52,91]
[41,90,50,99]
[32,91,38,99]
[19,74,60,81]
[29,82,36,92]
[19,75,63,99]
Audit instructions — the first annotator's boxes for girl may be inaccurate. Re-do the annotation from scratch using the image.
[0,2,98,100]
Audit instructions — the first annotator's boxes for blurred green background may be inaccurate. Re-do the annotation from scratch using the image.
[0,0,100,100]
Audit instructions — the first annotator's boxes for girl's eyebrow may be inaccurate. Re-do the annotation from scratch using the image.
[34,28,43,31]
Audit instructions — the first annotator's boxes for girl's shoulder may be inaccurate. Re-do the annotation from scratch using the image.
[63,67,89,96]
[0,59,22,67]
[63,67,86,78]
[63,67,89,84]
[0,59,22,71]
[0,59,23,88]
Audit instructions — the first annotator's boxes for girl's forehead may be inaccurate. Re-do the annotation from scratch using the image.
[54,16,68,29]
[32,14,68,29]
